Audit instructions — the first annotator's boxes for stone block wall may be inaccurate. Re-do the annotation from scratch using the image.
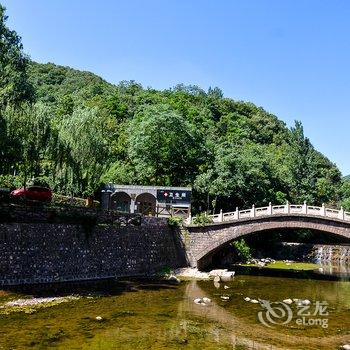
[0,210,187,285]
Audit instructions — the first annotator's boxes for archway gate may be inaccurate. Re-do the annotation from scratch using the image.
[101,184,192,218]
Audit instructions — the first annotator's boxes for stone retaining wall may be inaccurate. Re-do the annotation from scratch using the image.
[0,208,187,285]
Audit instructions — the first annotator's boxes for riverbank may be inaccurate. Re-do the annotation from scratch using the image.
[242,260,320,270]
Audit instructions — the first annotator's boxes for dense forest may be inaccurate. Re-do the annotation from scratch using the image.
[1,4,349,213]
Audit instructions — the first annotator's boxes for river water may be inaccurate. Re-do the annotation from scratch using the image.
[0,273,349,350]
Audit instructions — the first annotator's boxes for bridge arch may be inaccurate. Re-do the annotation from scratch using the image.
[185,215,350,270]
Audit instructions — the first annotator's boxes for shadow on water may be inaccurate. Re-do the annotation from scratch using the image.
[1,277,178,298]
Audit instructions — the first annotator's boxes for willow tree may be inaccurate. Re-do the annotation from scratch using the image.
[2,103,52,184]
[0,5,34,179]
[58,107,109,196]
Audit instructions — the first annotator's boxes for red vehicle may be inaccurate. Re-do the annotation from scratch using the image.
[10,186,52,202]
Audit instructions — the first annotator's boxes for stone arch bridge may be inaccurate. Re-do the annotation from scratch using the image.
[185,203,350,269]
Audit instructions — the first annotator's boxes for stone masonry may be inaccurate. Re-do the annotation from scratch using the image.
[185,215,350,269]
[0,206,187,285]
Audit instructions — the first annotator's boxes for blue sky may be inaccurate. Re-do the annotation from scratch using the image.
[3,0,350,175]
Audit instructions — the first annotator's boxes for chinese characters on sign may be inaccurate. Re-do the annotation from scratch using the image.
[156,190,191,203]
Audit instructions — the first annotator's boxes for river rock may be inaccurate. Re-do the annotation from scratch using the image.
[194,298,203,305]
[212,271,235,283]
[167,274,180,284]
[219,272,235,282]
[213,276,221,283]
[283,299,293,304]
[250,299,259,304]
[95,316,103,321]
[341,345,350,350]
[209,269,228,278]
[214,281,221,289]
[221,296,230,300]
[174,268,210,280]
[209,269,235,279]
[244,297,251,302]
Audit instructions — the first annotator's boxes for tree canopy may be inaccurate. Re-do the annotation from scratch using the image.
[0,5,33,107]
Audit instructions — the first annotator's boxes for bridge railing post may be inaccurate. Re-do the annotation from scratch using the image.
[338,207,344,220]
[302,201,307,214]
[268,202,272,215]
[219,209,223,222]
[235,207,239,220]
[320,203,326,216]
[188,213,192,224]
[284,201,290,214]
[250,204,255,218]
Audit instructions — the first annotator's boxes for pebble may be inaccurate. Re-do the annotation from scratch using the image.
[202,297,211,303]
[95,316,103,321]
[221,296,230,300]
[302,299,311,306]
[194,297,212,305]
[283,298,293,304]
[244,297,251,302]
[224,285,230,289]
[250,299,259,304]
[341,345,350,350]
[167,275,180,284]
[213,276,221,283]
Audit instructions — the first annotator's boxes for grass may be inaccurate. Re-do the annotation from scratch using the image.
[243,260,320,271]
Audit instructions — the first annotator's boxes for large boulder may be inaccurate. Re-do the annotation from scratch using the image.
[210,269,235,282]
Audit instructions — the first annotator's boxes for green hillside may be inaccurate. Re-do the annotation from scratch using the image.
[1,4,349,212]
[28,62,115,105]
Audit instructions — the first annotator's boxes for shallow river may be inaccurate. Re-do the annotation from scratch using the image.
[0,275,349,350]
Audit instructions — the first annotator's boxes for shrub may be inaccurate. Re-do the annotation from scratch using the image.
[192,212,213,226]
[167,216,183,227]
[31,176,51,188]
[231,239,252,262]
[0,175,23,190]
[52,193,100,208]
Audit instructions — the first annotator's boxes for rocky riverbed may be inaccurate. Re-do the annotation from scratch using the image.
[0,295,79,314]
[175,267,235,281]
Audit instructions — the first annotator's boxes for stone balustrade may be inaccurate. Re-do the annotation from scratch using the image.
[190,202,350,224]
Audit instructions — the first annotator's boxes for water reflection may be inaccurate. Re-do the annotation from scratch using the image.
[0,276,349,350]
[317,263,350,278]
[181,276,350,349]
